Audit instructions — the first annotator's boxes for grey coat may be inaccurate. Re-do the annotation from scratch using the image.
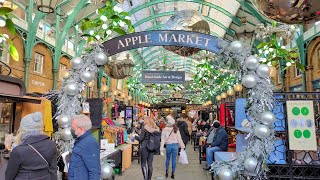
[5,135,57,180]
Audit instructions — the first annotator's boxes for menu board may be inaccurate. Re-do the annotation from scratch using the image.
[286,101,317,150]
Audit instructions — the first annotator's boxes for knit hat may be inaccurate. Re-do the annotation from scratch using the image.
[166,115,176,125]
[213,121,220,128]
[20,112,43,131]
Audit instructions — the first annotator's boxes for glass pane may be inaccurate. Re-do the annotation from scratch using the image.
[0,102,12,143]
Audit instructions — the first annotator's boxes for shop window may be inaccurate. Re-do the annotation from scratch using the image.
[34,52,44,74]
[59,64,67,80]
[295,64,302,77]
[277,68,282,84]
[0,41,9,64]
[0,102,13,143]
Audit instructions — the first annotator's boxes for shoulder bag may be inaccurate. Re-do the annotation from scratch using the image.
[164,129,174,148]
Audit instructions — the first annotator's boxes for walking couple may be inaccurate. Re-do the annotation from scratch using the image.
[135,115,185,180]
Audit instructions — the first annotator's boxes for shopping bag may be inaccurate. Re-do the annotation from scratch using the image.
[179,150,188,165]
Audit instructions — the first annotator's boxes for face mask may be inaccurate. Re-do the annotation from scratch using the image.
[71,128,77,138]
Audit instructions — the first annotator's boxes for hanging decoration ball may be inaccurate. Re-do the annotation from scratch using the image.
[242,75,258,88]
[128,96,132,100]
[244,56,260,70]
[261,111,276,126]
[101,85,109,93]
[227,89,234,96]
[254,124,271,139]
[80,71,95,83]
[60,128,73,141]
[269,66,277,78]
[256,64,270,78]
[65,83,79,96]
[234,84,243,92]
[87,80,95,88]
[244,157,258,172]
[216,95,222,101]
[218,168,234,180]
[94,52,108,65]
[101,164,114,179]
[251,0,320,24]
[71,57,83,70]
[229,41,243,54]
[221,93,227,99]
[57,115,71,128]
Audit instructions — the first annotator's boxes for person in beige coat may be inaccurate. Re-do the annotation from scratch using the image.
[160,115,185,179]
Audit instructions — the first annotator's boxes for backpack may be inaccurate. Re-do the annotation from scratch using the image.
[146,131,161,152]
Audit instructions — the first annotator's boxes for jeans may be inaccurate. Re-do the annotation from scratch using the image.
[165,143,178,174]
[206,146,221,167]
[141,147,155,180]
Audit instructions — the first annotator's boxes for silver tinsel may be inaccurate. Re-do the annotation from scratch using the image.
[54,44,107,154]
[210,40,275,180]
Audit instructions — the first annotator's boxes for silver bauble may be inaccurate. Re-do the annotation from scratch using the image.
[57,115,71,128]
[254,124,271,139]
[244,56,259,70]
[71,57,83,70]
[229,41,243,54]
[251,0,320,24]
[242,74,258,88]
[218,168,234,180]
[256,64,270,78]
[80,71,95,83]
[61,128,73,141]
[94,52,108,65]
[65,83,79,96]
[261,111,276,126]
[244,157,258,172]
[101,164,114,179]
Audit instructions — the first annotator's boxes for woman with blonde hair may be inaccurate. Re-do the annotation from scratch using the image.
[135,116,160,180]
[160,115,185,179]
[5,112,57,180]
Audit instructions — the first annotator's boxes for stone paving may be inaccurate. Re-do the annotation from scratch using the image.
[116,144,211,180]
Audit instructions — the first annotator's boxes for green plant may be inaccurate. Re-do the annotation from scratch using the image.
[80,0,134,44]
[256,22,303,71]
[0,7,19,61]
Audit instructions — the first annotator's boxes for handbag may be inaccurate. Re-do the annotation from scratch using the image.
[28,144,52,176]
[164,129,174,148]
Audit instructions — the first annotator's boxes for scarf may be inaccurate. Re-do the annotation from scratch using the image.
[21,131,43,143]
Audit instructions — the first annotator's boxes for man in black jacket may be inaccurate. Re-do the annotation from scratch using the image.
[205,121,228,169]
[177,117,190,147]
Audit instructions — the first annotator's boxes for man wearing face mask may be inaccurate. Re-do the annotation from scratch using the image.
[68,114,101,180]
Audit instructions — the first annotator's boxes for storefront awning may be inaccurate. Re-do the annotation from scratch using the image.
[0,94,41,104]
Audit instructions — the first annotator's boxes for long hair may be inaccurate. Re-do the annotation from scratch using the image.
[144,116,158,130]
[15,126,45,144]
[173,124,178,133]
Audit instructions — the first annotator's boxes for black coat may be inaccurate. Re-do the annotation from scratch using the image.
[5,135,57,180]
[177,121,190,145]
[211,127,228,151]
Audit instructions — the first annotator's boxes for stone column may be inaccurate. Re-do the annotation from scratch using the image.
[306,65,314,92]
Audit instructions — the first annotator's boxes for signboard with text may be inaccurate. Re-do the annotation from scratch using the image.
[103,30,224,56]
[286,101,317,150]
[142,71,185,84]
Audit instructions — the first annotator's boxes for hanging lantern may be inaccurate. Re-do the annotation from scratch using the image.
[234,84,243,92]
[216,95,221,101]
[121,54,135,77]
[128,96,132,100]
[113,90,117,96]
[227,89,235,96]
[221,92,227,99]
[36,0,62,14]
[121,94,125,99]
[101,85,109,93]
[87,80,95,88]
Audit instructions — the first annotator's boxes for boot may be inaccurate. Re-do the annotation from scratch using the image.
[165,170,168,178]
[142,167,148,180]
[171,173,174,179]
[147,168,153,180]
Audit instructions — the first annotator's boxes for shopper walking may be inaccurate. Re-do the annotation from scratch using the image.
[135,116,160,180]
[68,114,100,180]
[160,115,185,179]
[5,112,57,180]
[177,116,190,147]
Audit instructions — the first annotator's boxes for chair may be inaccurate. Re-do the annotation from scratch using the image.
[199,143,207,164]
[193,136,200,151]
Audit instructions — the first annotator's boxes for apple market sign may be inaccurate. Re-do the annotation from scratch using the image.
[141,71,185,84]
[102,30,224,56]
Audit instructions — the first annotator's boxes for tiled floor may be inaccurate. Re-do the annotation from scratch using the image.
[116,144,211,180]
